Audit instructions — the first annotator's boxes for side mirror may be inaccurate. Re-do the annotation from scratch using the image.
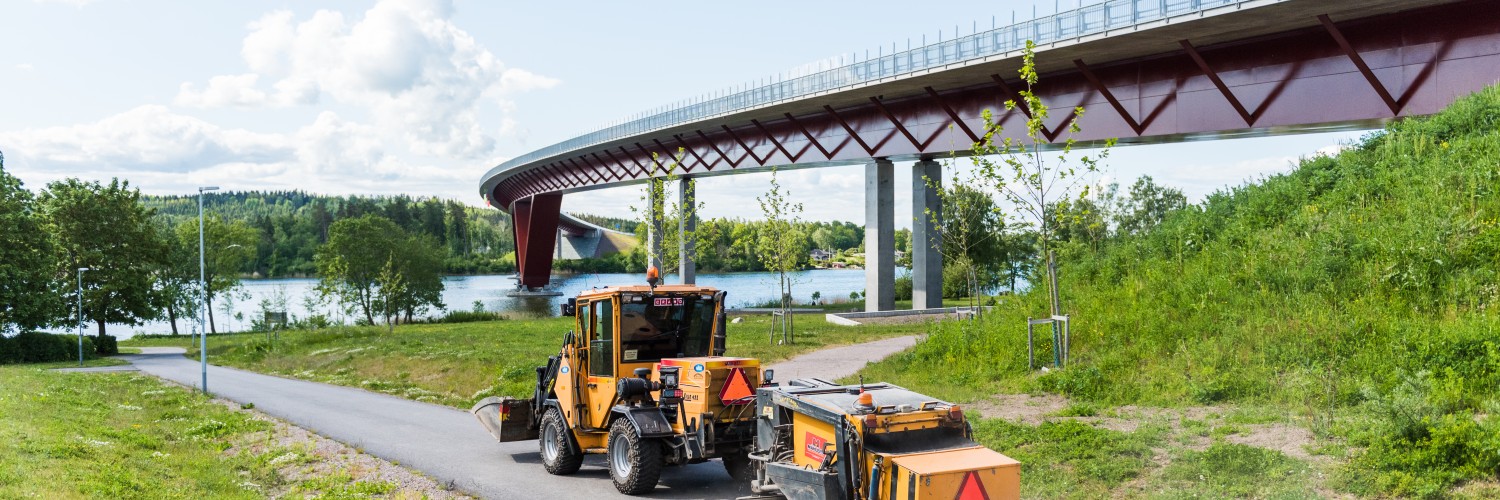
[561,298,577,317]
[762,369,775,385]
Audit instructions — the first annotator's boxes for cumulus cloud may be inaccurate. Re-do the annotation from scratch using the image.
[175,0,558,159]
[0,105,292,173]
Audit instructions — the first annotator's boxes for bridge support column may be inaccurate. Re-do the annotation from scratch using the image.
[678,178,696,285]
[865,158,895,312]
[510,193,562,290]
[911,159,942,309]
[646,183,664,273]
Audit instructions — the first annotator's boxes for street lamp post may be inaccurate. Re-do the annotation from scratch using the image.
[198,186,219,393]
[76,266,92,366]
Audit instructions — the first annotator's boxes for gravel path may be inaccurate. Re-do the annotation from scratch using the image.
[764,335,920,382]
[121,335,921,499]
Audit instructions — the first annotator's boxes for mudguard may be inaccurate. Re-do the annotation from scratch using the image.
[612,406,676,439]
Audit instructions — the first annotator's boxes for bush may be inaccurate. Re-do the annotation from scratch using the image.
[0,332,97,364]
[894,274,913,301]
[93,334,118,356]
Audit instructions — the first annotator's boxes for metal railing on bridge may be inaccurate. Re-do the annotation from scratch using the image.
[498,0,1254,172]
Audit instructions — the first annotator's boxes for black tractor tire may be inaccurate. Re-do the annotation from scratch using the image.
[539,408,583,475]
[722,449,756,482]
[607,418,663,495]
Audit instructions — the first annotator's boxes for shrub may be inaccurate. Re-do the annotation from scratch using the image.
[93,334,118,356]
[0,332,97,364]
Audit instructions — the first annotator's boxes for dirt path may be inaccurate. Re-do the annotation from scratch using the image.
[972,392,1325,462]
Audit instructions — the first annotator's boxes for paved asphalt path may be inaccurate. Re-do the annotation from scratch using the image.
[122,336,919,500]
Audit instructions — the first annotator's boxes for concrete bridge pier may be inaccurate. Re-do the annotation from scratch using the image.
[911,159,942,309]
[865,158,895,312]
[679,178,696,285]
[646,183,664,273]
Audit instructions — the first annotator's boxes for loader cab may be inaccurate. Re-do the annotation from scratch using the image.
[567,286,727,430]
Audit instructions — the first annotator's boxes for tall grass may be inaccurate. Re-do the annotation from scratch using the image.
[862,85,1500,496]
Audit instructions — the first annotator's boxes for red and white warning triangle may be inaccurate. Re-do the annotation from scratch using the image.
[955,470,990,500]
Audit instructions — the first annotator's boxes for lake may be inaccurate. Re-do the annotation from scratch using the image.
[104,269,883,338]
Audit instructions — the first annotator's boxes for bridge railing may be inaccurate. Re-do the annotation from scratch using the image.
[496,0,1250,173]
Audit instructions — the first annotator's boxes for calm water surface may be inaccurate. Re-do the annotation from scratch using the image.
[107,269,877,338]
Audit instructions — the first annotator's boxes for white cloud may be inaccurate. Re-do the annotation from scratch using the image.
[175,0,558,159]
[0,105,292,173]
[175,74,270,108]
[0,106,482,199]
[14,63,34,72]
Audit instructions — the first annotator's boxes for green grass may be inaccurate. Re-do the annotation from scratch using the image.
[970,418,1164,498]
[124,313,921,409]
[0,365,268,498]
[858,85,1500,497]
[1154,443,1318,499]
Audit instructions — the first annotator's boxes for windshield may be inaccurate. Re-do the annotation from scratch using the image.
[617,293,717,362]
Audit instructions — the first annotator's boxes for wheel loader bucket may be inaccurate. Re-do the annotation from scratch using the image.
[470,396,540,442]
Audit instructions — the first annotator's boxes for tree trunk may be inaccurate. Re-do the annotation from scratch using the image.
[208,299,218,334]
[1046,250,1061,317]
[95,318,106,337]
[167,302,179,335]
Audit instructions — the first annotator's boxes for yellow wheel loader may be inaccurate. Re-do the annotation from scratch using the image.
[472,277,764,495]
[472,274,1021,498]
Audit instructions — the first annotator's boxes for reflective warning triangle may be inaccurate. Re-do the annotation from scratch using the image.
[955,471,990,500]
[718,367,754,404]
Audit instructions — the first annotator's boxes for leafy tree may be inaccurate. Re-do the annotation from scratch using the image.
[756,167,808,344]
[0,155,62,334]
[928,176,1008,307]
[316,215,444,326]
[38,178,168,337]
[1115,175,1187,235]
[174,216,256,333]
[972,41,1114,316]
[155,220,200,335]
[389,235,445,323]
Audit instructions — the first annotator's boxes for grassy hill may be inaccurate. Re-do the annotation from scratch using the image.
[861,86,1500,497]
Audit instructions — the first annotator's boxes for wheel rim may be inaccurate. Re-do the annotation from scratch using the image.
[609,436,633,478]
[542,421,559,462]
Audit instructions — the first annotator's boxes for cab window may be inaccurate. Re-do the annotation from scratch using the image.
[588,299,614,377]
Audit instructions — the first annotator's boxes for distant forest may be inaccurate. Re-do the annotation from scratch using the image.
[142,191,525,277]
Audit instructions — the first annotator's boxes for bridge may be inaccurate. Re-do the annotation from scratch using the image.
[482,0,1500,311]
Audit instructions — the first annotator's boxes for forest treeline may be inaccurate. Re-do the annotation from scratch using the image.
[142,192,521,277]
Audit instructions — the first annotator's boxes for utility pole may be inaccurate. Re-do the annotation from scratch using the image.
[198,185,219,393]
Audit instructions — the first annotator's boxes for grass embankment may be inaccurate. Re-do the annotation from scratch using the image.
[124,314,919,409]
[861,86,1500,498]
[0,363,422,498]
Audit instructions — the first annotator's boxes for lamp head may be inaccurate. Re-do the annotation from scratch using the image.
[199,186,220,192]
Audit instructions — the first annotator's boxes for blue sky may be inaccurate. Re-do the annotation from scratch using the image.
[0,0,1364,227]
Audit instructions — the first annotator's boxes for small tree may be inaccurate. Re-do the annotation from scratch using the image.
[175,216,256,333]
[755,167,807,344]
[375,256,407,333]
[316,215,444,325]
[972,40,1113,316]
[926,173,1008,312]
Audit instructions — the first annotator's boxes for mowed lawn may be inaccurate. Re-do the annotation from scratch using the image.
[124,314,923,409]
[0,362,392,498]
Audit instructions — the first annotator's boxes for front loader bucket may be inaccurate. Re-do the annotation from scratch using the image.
[470,396,540,442]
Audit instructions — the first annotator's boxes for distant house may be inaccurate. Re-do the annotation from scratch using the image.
[828,262,847,269]
[809,249,835,262]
